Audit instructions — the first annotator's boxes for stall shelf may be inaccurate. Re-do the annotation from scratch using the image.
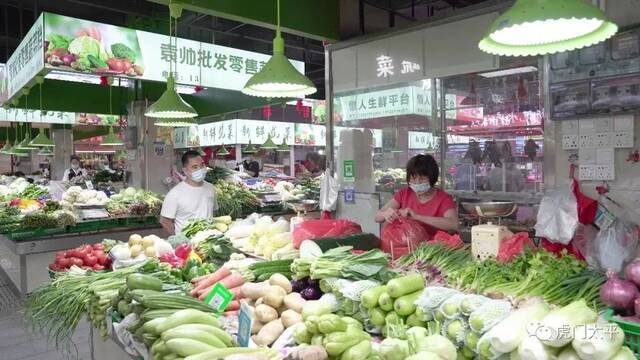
[0,218,161,295]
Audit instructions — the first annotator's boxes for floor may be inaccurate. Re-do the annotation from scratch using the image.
[0,278,92,360]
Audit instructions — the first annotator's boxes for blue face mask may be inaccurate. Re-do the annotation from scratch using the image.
[410,182,431,194]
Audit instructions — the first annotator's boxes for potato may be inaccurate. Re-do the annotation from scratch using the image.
[144,246,156,257]
[284,292,306,313]
[130,244,142,257]
[255,297,264,307]
[255,304,278,323]
[254,319,284,346]
[263,285,286,309]
[287,345,328,360]
[269,273,292,294]
[128,234,142,246]
[241,282,269,300]
[281,309,303,328]
[251,320,264,335]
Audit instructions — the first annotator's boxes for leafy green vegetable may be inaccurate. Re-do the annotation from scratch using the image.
[87,54,107,69]
[48,34,70,50]
[68,36,104,60]
[111,43,136,62]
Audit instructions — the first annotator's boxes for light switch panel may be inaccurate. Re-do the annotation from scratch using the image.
[595,133,611,148]
[579,134,596,149]
[613,132,634,148]
[562,135,579,150]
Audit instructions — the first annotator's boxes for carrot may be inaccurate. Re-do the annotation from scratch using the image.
[196,274,244,300]
[192,267,231,286]
[223,310,239,316]
[230,286,242,300]
[225,300,240,312]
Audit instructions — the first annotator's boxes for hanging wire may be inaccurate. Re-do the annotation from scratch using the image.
[276,0,281,37]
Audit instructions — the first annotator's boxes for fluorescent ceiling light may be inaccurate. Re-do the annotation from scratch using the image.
[479,66,538,78]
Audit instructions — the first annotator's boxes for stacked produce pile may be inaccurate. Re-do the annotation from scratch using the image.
[214,181,260,219]
[374,168,406,191]
[60,186,109,207]
[227,214,296,260]
[106,187,163,216]
[48,242,111,272]
[0,177,48,201]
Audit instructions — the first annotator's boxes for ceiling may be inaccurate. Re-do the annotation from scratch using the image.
[0,0,496,100]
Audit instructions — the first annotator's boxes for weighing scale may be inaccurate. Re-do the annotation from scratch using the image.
[286,199,318,232]
[462,202,517,261]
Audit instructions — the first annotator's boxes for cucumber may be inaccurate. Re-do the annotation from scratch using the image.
[386,272,424,298]
[161,328,225,348]
[127,273,163,291]
[141,309,180,322]
[165,339,216,357]
[156,309,221,334]
[142,333,158,347]
[169,324,233,347]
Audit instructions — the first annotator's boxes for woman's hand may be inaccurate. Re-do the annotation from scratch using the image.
[382,208,399,222]
[399,208,415,218]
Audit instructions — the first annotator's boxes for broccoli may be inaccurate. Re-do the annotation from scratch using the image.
[111,43,136,62]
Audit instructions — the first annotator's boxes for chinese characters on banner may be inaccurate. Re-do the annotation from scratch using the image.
[376,55,421,78]
[6,15,44,98]
[0,107,75,124]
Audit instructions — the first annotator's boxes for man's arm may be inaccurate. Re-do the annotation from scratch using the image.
[160,216,175,235]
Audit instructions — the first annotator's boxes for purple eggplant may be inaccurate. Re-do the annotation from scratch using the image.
[291,278,308,293]
[301,286,322,300]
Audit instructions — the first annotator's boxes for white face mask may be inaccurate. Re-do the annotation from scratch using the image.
[71,164,79,170]
[410,182,431,194]
[189,167,207,183]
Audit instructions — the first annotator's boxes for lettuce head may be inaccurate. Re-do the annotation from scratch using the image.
[68,36,108,61]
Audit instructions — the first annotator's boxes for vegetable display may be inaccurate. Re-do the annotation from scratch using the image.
[48,243,111,272]
[106,187,163,216]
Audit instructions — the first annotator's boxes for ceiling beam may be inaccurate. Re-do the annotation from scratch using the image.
[145,0,340,41]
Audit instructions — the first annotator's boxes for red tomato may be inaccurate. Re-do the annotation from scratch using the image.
[57,257,71,268]
[96,253,108,265]
[55,251,65,258]
[69,257,84,267]
[83,254,98,267]
[93,264,105,271]
[92,243,104,251]
[48,263,59,271]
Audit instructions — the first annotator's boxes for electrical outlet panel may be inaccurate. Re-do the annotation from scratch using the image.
[613,132,634,148]
[579,165,595,181]
[595,133,611,148]
[579,134,596,149]
[562,135,579,150]
[594,164,615,180]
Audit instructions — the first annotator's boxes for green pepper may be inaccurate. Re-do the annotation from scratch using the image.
[341,339,372,360]
[186,266,201,281]
[317,314,347,334]
[183,258,199,272]
[170,268,183,280]
[140,259,159,272]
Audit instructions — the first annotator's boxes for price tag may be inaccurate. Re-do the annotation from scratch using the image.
[237,301,253,347]
[85,180,94,190]
[204,282,233,313]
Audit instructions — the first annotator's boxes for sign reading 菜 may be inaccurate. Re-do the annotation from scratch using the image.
[6,15,44,99]
[41,13,303,92]
[376,55,421,78]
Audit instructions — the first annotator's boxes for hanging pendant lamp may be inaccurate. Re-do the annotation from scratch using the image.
[12,124,29,156]
[217,145,230,157]
[30,76,55,147]
[241,0,316,98]
[479,0,618,57]
[16,90,38,151]
[145,3,198,119]
[100,78,124,146]
[243,140,257,154]
[37,147,54,157]
[0,127,10,154]
[261,135,278,150]
[276,138,290,152]
[155,118,198,127]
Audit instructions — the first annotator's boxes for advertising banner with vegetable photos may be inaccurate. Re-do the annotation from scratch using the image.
[42,13,304,91]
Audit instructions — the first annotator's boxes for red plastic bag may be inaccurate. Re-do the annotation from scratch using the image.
[292,219,362,248]
[431,231,464,248]
[540,238,585,261]
[496,232,535,263]
[572,180,597,224]
[381,218,429,259]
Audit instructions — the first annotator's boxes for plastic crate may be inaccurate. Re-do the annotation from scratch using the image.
[67,218,118,233]
[604,308,640,356]
[8,227,66,241]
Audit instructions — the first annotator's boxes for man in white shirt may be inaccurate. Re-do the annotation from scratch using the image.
[160,151,218,235]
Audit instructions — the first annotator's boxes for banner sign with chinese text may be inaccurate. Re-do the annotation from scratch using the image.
[0,107,125,125]
[408,131,439,150]
[6,15,44,99]
[42,13,304,92]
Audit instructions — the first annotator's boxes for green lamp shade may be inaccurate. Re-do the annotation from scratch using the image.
[145,76,198,118]
[30,130,55,147]
[101,127,124,146]
[37,148,54,156]
[243,141,257,154]
[217,145,230,157]
[276,139,290,152]
[479,0,618,56]
[11,142,30,157]
[242,37,317,98]
[155,118,198,127]
[17,136,39,150]
[261,135,278,150]
[196,147,206,156]
[0,142,12,154]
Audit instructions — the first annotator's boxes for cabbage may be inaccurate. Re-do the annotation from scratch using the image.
[487,302,550,353]
[518,336,559,360]
[122,187,137,197]
[68,35,107,61]
[572,323,624,360]
[379,338,410,360]
[267,219,289,235]
[414,334,456,360]
[539,299,597,348]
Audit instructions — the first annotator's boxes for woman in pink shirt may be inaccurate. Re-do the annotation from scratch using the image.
[375,154,459,240]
